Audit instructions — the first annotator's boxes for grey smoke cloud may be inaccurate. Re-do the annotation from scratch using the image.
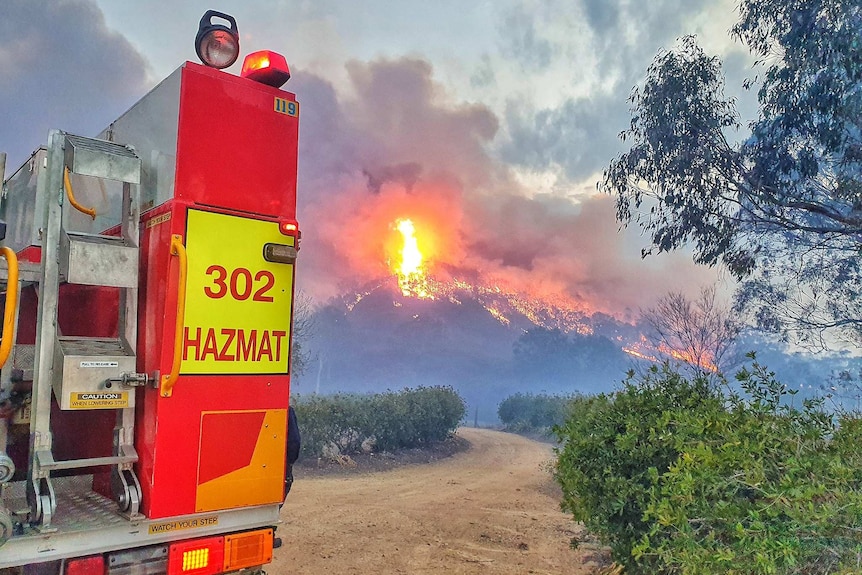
[500,96,630,184]
[0,1,721,318]
[291,57,716,316]
[0,0,150,170]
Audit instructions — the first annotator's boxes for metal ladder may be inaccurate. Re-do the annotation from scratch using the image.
[0,150,33,545]
[26,131,145,527]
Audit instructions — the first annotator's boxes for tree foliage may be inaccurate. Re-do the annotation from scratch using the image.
[602,0,862,347]
[641,285,743,375]
[513,327,626,386]
[497,392,580,432]
[290,290,316,377]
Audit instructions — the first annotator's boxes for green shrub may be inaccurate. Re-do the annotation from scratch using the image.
[554,361,862,575]
[554,365,717,572]
[293,393,370,458]
[293,386,465,458]
[498,392,580,432]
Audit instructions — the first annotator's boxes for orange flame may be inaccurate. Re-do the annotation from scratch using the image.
[381,217,604,332]
[390,218,433,299]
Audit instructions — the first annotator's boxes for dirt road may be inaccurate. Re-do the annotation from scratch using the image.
[272,428,604,574]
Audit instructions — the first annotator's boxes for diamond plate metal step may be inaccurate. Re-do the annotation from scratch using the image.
[60,230,139,288]
[3,476,125,533]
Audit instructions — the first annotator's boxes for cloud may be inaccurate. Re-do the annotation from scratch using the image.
[290,57,716,317]
[457,190,717,318]
[581,0,620,32]
[0,0,150,170]
[496,0,749,182]
[497,4,555,71]
[499,95,631,183]
[470,54,496,89]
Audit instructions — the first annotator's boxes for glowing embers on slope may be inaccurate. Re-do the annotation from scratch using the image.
[622,335,718,372]
[390,218,434,299]
[383,218,595,332]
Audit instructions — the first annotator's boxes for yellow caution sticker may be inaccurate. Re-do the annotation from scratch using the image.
[148,515,219,535]
[69,392,130,410]
[182,210,294,374]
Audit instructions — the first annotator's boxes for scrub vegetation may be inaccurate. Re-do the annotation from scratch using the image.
[582,0,862,566]
[554,360,862,574]
[497,392,580,435]
[292,386,465,459]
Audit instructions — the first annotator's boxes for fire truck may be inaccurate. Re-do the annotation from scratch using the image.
[0,11,299,575]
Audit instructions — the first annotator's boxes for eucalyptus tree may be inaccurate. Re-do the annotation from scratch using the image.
[603,0,862,348]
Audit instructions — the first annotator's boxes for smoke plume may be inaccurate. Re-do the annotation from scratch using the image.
[291,57,716,319]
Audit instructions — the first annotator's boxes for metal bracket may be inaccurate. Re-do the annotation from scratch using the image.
[107,372,149,388]
[26,476,56,528]
[111,466,142,517]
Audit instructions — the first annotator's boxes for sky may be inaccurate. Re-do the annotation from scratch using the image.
[0,0,756,320]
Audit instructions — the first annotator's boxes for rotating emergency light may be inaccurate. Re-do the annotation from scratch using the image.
[241,50,291,88]
[195,10,240,69]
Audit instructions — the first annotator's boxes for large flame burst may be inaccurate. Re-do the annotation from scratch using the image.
[391,218,433,299]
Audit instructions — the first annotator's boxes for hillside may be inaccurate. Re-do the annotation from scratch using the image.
[294,278,639,421]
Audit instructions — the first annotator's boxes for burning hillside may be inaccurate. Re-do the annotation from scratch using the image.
[382,214,595,333]
[298,210,725,419]
[334,213,719,373]
[284,59,727,401]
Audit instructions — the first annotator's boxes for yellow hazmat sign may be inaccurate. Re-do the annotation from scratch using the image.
[69,392,130,410]
[183,210,295,375]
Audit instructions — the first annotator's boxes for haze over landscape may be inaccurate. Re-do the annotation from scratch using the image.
[3,1,859,417]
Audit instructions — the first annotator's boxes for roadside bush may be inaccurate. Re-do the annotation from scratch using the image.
[498,392,579,433]
[292,393,370,458]
[555,365,717,572]
[294,386,465,458]
[554,361,862,574]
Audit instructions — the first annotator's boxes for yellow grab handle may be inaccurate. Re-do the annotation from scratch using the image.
[63,167,97,220]
[0,247,18,369]
[160,235,187,398]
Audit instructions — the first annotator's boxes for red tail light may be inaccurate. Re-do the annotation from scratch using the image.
[65,555,105,575]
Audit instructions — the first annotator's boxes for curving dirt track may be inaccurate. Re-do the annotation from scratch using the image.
[271,428,604,574]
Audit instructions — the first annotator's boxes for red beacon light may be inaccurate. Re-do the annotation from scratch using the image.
[241,50,291,88]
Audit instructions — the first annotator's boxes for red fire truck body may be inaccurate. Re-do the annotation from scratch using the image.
[0,37,299,575]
